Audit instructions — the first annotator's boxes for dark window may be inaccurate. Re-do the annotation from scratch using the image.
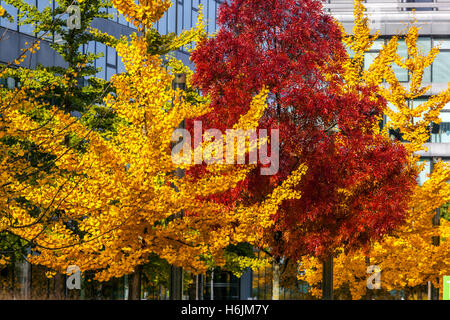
[406,0,434,11]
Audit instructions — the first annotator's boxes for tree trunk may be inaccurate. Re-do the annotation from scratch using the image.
[322,256,333,300]
[210,269,214,300]
[272,258,280,300]
[54,273,65,300]
[128,265,142,300]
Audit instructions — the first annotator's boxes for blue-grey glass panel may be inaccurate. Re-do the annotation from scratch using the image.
[177,1,183,34]
[106,66,116,81]
[36,0,52,39]
[168,1,176,33]
[109,7,117,22]
[207,0,216,34]
[159,12,167,34]
[183,0,192,30]
[118,56,125,74]
[118,12,127,25]
[37,0,51,11]
[84,41,95,80]
[19,0,36,35]
[96,42,106,79]
[192,8,198,27]
[1,3,18,30]
[107,46,116,66]
[86,41,96,54]
[433,52,450,83]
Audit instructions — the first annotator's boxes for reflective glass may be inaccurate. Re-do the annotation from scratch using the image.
[418,37,432,82]
[158,13,167,34]
[364,52,378,71]
[208,0,216,34]
[183,0,191,30]
[177,0,183,34]
[433,52,450,83]
[106,66,116,81]
[96,42,106,79]
[434,38,450,50]
[107,46,116,66]
[167,2,176,33]
[109,7,117,22]
[0,2,18,30]
[393,40,408,82]
[19,0,36,35]
[417,160,431,186]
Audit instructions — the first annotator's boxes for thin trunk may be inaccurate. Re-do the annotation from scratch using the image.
[272,258,280,300]
[322,256,333,300]
[54,273,65,300]
[195,275,199,300]
[210,269,214,300]
[128,265,142,300]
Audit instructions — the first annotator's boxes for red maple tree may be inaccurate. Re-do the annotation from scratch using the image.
[190,0,416,262]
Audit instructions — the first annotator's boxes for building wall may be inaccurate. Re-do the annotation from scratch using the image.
[0,0,224,69]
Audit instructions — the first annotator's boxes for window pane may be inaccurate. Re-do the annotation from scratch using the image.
[158,12,167,34]
[118,12,127,25]
[183,0,192,30]
[107,46,116,65]
[96,42,106,79]
[418,37,431,52]
[118,56,125,74]
[109,7,117,22]
[37,0,53,39]
[20,0,36,35]
[440,112,450,123]
[441,123,450,143]
[106,66,117,81]
[371,39,385,50]
[433,52,450,83]
[167,2,176,33]
[393,41,408,82]
[412,98,427,122]
[1,3,18,30]
[434,39,450,50]
[364,52,378,71]
[418,37,432,82]
[208,0,216,34]
[177,0,183,34]
[418,160,431,186]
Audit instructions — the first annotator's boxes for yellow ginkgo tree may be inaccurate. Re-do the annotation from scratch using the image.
[298,0,450,300]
